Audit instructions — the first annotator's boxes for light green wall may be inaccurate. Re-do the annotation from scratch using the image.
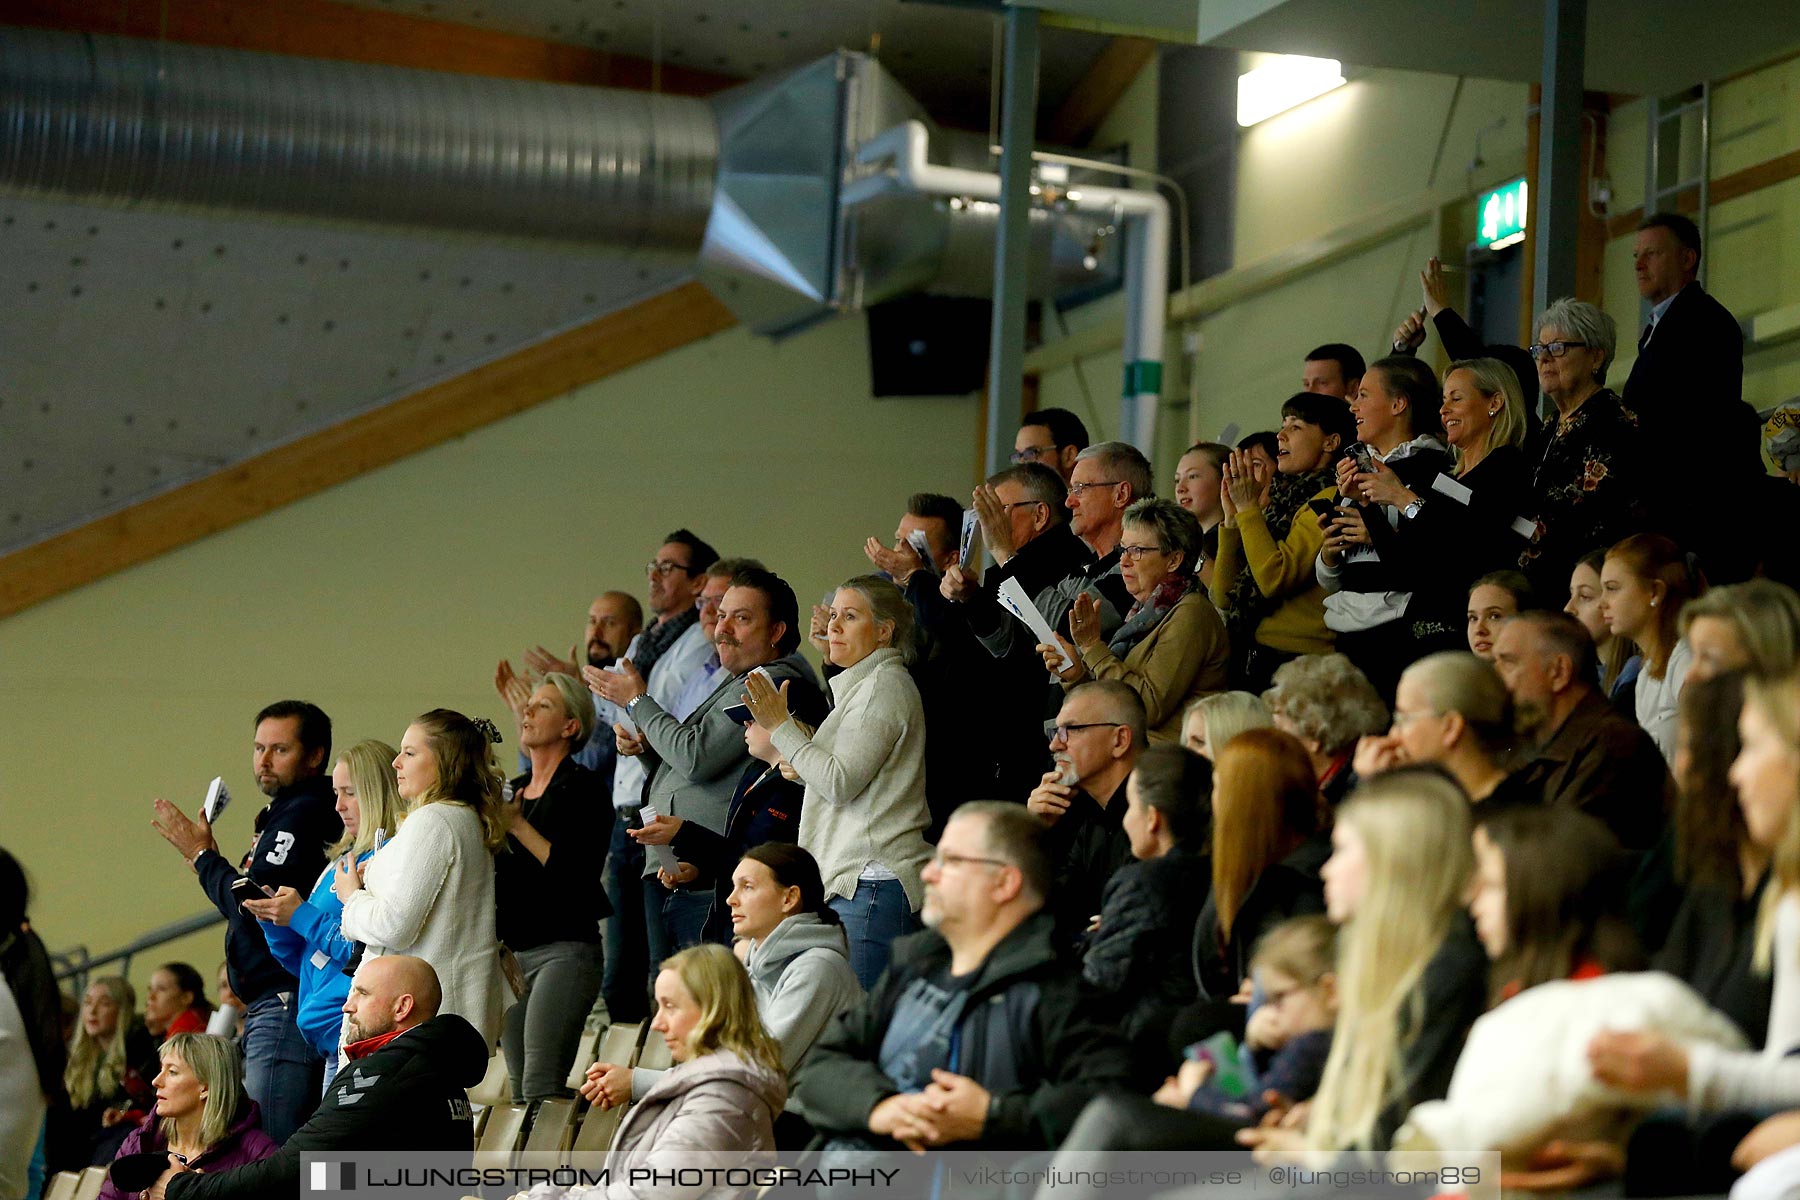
[0,310,978,1000]
[1233,71,1528,266]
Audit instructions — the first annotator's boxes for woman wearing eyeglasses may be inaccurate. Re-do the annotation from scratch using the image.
[1038,499,1228,745]
[1516,298,1650,602]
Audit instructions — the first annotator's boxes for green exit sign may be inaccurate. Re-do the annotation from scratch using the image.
[1478,178,1529,249]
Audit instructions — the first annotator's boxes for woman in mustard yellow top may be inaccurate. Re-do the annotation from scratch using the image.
[1212,393,1355,692]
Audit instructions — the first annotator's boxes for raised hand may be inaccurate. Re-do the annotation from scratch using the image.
[523,644,578,679]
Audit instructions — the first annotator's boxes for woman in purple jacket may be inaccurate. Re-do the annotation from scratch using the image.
[99,1034,277,1200]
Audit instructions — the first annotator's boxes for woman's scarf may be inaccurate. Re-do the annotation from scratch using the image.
[1221,467,1333,640]
[1109,572,1194,659]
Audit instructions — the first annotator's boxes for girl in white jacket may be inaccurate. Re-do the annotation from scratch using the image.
[337,709,510,1047]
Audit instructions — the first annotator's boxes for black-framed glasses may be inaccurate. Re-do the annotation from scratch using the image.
[930,850,1011,871]
[1067,480,1123,497]
[1527,340,1589,361]
[1000,500,1048,512]
[1045,720,1122,742]
[646,559,693,577]
[1118,543,1164,561]
[1010,445,1057,464]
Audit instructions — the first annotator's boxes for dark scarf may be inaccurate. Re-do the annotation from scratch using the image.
[629,606,699,677]
[1108,573,1193,659]
[1221,468,1332,641]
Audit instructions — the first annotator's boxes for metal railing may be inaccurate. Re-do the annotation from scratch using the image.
[52,910,225,991]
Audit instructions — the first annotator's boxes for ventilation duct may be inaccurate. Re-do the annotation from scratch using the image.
[0,29,1122,338]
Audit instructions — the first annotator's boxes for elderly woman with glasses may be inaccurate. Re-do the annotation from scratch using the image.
[1039,499,1230,744]
[1517,297,1650,602]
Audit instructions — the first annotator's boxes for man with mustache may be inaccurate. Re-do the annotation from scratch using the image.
[593,566,825,963]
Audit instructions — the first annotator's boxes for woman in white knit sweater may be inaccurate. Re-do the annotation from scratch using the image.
[336,709,510,1047]
[745,574,932,989]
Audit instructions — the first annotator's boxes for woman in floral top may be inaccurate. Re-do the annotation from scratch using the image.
[1518,298,1649,602]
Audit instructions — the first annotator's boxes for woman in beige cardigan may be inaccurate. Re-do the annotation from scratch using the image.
[1040,499,1229,744]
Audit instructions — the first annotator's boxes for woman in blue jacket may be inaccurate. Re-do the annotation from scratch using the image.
[243,739,403,1088]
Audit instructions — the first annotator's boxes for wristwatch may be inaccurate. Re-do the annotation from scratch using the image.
[1401,497,1425,520]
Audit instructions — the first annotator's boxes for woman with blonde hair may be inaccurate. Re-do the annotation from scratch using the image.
[574,945,785,1197]
[1181,691,1274,761]
[1243,767,1486,1155]
[748,575,932,990]
[1591,673,1800,1114]
[1679,579,1800,684]
[1334,357,1535,683]
[61,977,156,1168]
[243,740,403,1085]
[498,674,612,1103]
[98,1034,277,1200]
[338,711,510,1045]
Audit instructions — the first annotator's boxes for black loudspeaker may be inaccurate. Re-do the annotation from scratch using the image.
[866,296,991,397]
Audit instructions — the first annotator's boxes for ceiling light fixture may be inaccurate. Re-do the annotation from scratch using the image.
[1237,55,1347,127]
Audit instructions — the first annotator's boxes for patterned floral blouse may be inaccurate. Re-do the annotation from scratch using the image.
[1519,387,1649,596]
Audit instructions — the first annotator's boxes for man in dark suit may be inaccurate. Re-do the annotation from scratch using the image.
[1624,212,1762,581]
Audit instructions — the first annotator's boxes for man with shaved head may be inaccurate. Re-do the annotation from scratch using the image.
[160,956,489,1200]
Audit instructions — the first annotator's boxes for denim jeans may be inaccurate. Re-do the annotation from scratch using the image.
[243,991,323,1143]
[501,940,605,1102]
[829,877,920,990]
[644,878,718,968]
[601,812,648,1022]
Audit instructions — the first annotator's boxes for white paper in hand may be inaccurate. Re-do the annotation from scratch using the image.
[202,777,231,824]
[638,804,682,874]
[906,529,932,563]
[959,509,979,568]
[997,577,1075,671]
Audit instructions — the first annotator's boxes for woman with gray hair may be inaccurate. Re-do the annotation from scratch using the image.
[1517,297,1650,601]
[746,574,932,989]
[1040,498,1230,744]
[1262,652,1389,808]
[496,673,612,1102]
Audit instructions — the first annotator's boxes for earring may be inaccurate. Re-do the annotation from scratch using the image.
[1651,598,1659,607]
[1489,407,1498,415]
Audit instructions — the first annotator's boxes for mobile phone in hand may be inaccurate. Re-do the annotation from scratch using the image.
[1306,498,1336,519]
[722,702,753,725]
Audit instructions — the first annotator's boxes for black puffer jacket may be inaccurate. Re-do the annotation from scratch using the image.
[793,910,1134,1148]
[165,1015,488,1200]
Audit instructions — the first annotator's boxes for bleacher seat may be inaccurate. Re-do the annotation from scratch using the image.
[73,1166,107,1200]
[472,1102,529,1171]
[523,1097,581,1155]
[43,1172,80,1200]
[468,1050,511,1108]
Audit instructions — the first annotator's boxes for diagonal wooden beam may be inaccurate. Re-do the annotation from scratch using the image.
[1044,36,1158,147]
[0,282,737,619]
[6,0,738,93]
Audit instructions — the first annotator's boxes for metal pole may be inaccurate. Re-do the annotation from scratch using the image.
[984,5,1040,477]
[1533,0,1586,315]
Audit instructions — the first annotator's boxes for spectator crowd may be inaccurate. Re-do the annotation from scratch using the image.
[9,211,1800,1199]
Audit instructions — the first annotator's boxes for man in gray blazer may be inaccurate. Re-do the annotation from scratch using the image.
[595,565,825,963]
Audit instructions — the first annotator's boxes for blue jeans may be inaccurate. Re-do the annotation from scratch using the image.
[243,992,323,1143]
[644,878,718,968]
[829,878,920,990]
[602,813,648,1021]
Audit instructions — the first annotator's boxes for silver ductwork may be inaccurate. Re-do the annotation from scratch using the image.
[0,28,1120,335]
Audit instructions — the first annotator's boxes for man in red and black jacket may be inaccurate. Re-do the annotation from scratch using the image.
[152,700,342,1144]
[158,956,484,1200]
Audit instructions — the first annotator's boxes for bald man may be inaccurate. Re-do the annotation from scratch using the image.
[162,956,488,1200]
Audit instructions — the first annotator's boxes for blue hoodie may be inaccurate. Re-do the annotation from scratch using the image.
[259,848,377,1060]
